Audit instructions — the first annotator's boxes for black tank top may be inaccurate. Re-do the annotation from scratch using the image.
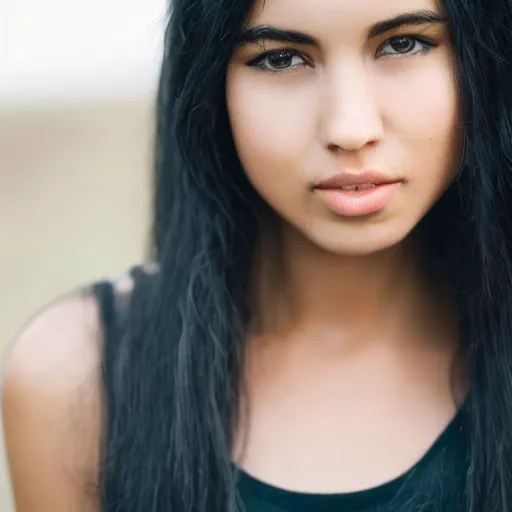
[91,268,470,511]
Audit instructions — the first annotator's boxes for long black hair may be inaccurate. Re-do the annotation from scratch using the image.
[98,1,512,510]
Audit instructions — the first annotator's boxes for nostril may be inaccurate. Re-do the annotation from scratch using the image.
[327,143,342,152]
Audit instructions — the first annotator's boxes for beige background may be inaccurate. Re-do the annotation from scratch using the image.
[0,99,154,510]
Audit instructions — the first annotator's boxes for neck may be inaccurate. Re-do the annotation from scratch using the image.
[250,218,457,353]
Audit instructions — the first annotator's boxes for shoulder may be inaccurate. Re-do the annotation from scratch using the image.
[2,262,160,389]
[1,263,158,511]
[3,288,102,400]
[1,286,102,510]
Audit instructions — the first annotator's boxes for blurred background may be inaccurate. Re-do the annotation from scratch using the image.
[0,1,166,508]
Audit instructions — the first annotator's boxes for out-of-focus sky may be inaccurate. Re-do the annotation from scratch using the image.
[0,0,166,106]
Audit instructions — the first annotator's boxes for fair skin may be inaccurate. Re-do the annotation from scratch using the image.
[2,292,103,512]
[2,0,462,509]
[228,0,462,493]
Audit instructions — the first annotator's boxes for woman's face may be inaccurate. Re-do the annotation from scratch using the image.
[226,0,461,255]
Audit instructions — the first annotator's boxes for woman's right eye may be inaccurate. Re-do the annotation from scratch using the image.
[248,50,310,72]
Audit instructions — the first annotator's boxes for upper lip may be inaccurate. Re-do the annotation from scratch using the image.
[314,171,401,189]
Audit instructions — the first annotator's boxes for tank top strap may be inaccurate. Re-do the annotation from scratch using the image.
[89,264,144,397]
[91,278,117,350]
[90,264,147,335]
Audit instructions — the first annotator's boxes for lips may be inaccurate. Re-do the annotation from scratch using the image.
[313,171,403,217]
[314,171,400,190]
[338,184,377,191]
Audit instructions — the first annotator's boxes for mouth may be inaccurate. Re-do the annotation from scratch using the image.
[313,171,403,217]
[333,184,378,191]
[313,171,402,190]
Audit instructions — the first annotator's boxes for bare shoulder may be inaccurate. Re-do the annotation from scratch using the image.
[2,262,158,396]
[3,288,102,399]
[1,264,158,511]
[1,288,103,511]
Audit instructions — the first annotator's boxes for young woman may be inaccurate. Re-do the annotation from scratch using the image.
[3,0,512,510]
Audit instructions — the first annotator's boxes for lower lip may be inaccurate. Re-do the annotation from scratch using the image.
[314,182,401,217]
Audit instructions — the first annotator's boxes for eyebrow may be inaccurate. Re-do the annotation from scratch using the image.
[236,9,447,47]
[369,9,447,38]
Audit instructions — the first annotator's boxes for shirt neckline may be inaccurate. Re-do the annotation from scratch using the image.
[236,405,466,511]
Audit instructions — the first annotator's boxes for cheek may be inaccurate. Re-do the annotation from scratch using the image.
[379,56,461,171]
[226,71,315,181]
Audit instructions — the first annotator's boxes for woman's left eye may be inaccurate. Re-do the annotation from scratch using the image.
[378,36,436,57]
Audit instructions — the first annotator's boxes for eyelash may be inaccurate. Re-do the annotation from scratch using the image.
[247,35,438,73]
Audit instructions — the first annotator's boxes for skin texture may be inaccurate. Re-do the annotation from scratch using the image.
[227,0,460,257]
[2,292,102,512]
[229,0,464,494]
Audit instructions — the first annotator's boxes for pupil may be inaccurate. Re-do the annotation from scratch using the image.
[391,37,414,53]
[269,52,292,69]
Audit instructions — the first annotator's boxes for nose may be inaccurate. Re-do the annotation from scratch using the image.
[319,64,384,152]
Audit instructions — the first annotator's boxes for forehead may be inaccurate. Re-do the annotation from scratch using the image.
[247,0,444,35]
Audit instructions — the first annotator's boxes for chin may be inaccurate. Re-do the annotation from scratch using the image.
[305,222,416,257]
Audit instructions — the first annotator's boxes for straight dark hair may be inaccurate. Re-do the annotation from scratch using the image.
[99,1,512,510]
